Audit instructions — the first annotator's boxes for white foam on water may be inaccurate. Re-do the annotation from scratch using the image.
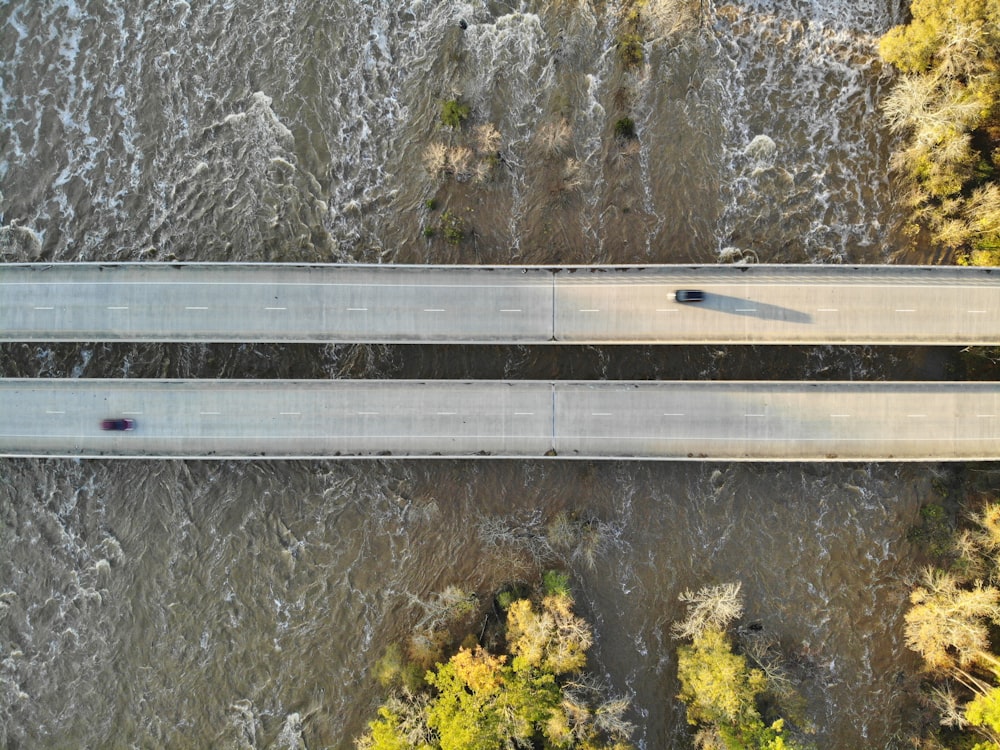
[567,32,612,249]
[707,0,904,262]
[0,0,143,258]
[731,0,900,33]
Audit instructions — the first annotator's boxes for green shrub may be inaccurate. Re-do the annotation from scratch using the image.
[374,643,426,694]
[542,569,571,598]
[615,117,637,141]
[616,32,644,68]
[497,583,529,611]
[496,590,516,611]
[441,99,470,129]
[439,210,466,244]
[907,503,953,558]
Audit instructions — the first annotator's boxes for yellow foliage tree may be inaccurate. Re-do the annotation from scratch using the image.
[357,576,633,750]
[879,0,999,75]
[507,593,594,676]
[905,567,1000,671]
[904,502,1000,748]
[878,0,1000,260]
[678,627,767,728]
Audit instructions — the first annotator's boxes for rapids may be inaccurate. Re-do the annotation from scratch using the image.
[1,1,956,747]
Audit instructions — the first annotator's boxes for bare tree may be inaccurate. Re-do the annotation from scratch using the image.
[672,581,744,640]
[904,567,1000,673]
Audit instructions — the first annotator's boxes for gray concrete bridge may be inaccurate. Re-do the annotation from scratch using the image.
[2,379,997,461]
[3,262,999,344]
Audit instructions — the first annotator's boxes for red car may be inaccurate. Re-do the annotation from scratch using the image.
[101,418,136,431]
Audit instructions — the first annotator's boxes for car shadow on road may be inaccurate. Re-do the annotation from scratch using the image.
[699,294,812,324]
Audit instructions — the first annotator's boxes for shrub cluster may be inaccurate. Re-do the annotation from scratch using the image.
[673,582,814,750]
[904,499,1000,748]
[356,573,634,750]
[440,99,470,130]
[878,0,1000,263]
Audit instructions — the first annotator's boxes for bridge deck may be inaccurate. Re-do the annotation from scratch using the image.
[2,379,997,461]
[3,263,999,344]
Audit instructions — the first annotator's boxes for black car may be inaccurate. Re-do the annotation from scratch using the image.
[101,418,136,431]
[674,289,705,303]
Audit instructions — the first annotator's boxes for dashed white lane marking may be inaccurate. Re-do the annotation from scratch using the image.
[34,306,54,310]
[122,411,143,415]
[264,307,286,311]
[347,307,368,311]
[514,412,534,416]
[907,414,926,418]
[655,308,678,313]
[830,414,851,418]
[357,411,379,415]
[200,411,221,415]
[895,309,916,312]
[500,309,522,312]
[279,411,301,416]
[978,414,996,418]
[46,410,65,414]
[745,413,765,417]
[591,412,612,416]
[736,308,757,312]
[817,308,839,312]
[185,306,209,310]
[436,411,457,415]
[424,308,446,312]
[662,413,685,416]
[579,309,601,312]
[969,310,987,314]
[106,306,128,310]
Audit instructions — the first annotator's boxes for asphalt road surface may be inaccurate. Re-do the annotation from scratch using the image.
[3,262,999,344]
[2,379,997,461]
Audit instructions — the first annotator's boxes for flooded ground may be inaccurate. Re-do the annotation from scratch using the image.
[0,0,971,747]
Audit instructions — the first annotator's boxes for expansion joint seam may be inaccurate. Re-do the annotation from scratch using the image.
[551,384,557,452]
[551,272,557,342]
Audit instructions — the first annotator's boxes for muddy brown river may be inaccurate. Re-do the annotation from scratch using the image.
[0,1,964,747]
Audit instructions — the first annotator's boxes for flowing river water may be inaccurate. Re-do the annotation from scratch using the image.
[0,0,973,747]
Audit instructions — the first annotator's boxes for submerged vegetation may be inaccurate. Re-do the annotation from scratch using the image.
[438,210,466,245]
[440,99,471,130]
[355,572,634,750]
[423,118,502,187]
[878,0,1000,264]
[673,582,814,750]
[613,117,637,142]
[615,0,646,69]
[476,510,618,574]
[904,497,1000,749]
